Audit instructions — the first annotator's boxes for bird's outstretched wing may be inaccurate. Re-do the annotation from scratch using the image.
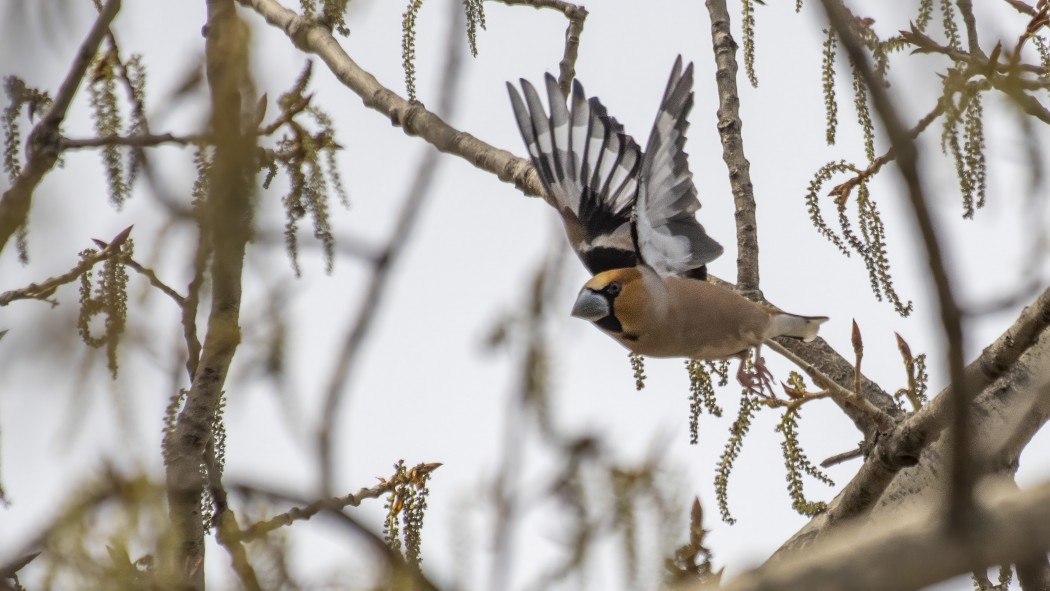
[633,57,724,278]
[508,75,640,274]
[508,57,723,278]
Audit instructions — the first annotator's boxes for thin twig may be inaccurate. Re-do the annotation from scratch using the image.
[90,234,187,307]
[234,462,441,542]
[492,0,588,98]
[228,480,442,591]
[820,446,864,468]
[708,275,902,439]
[706,0,761,295]
[829,101,946,201]
[0,226,132,307]
[766,338,895,433]
[901,25,1046,79]
[0,0,122,255]
[956,0,984,57]
[59,132,207,150]
[1003,0,1038,16]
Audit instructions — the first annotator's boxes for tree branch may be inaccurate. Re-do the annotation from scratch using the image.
[705,0,761,295]
[233,462,441,542]
[0,226,132,307]
[316,0,466,495]
[237,0,547,201]
[711,480,1050,591]
[0,0,121,256]
[162,1,257,588]
[492,0,587,98]
[59,132,207,150]
[822,0,974,531]
[775,286,1050,556]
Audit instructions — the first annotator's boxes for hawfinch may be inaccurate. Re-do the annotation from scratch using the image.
[507,57,827,393]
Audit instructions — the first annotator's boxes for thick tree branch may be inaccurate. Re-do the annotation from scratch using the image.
[0,0,121,256]
[776,286,1050,556]
[710,480,1050,591]
[705,0,760,295]
[163,1,257,588]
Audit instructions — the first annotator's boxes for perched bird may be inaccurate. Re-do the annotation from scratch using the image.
[507,57,827,393]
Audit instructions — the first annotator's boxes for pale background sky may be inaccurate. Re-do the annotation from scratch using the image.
[0,1,1047,589]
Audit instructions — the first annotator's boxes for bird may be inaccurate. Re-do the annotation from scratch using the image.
[507,56,827,395]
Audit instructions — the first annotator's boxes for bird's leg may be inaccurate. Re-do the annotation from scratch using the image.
[735,345,775,398]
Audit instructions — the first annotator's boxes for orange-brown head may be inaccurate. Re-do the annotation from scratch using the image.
[570,268,650,339]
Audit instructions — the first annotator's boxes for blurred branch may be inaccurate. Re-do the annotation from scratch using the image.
[162,1,257,588]
[181,227,209,380]
[59,132,207,149]
[822,0,974,531]
[490,247,566,591]
[0,0,121,256]
[91,232,186,307]
[255,227,379,261]
[710,480,1050,591]
[0,226,132,307]
[1004,0,1038,16]
[233,462,441,542]
[237,0,547,201]
[705,0,760,294]
[316,0,466,495]
[492,0,587,98]
[229,480,441,591]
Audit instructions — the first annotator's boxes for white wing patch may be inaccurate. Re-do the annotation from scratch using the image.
[634,57,724,276]
[508,75,642,274]
[508,57,722,277]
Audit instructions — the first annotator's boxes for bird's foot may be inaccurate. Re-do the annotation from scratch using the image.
[736,353,776,398]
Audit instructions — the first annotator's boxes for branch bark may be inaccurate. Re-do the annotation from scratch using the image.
[162,1,258,588]
[708,479,1050,591]
[705,0,760,295]
[237,0,546,200]
[0,0,121,256]
[776,287,1050,557]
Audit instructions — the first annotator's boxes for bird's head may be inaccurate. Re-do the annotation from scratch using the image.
[570,267,647,337]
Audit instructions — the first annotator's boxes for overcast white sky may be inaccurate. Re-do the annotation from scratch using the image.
[1,1,1048,589]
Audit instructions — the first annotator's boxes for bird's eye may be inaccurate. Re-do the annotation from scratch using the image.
[607,281,621,296]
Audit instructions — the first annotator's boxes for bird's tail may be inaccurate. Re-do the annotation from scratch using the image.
[768,314,828,342]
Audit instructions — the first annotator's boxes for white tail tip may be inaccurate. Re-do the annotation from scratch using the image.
[769,314,828,342]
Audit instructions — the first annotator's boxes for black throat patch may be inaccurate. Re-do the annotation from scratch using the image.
[589,283,637,341]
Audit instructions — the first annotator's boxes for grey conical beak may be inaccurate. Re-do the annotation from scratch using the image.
[570,289,609,321]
